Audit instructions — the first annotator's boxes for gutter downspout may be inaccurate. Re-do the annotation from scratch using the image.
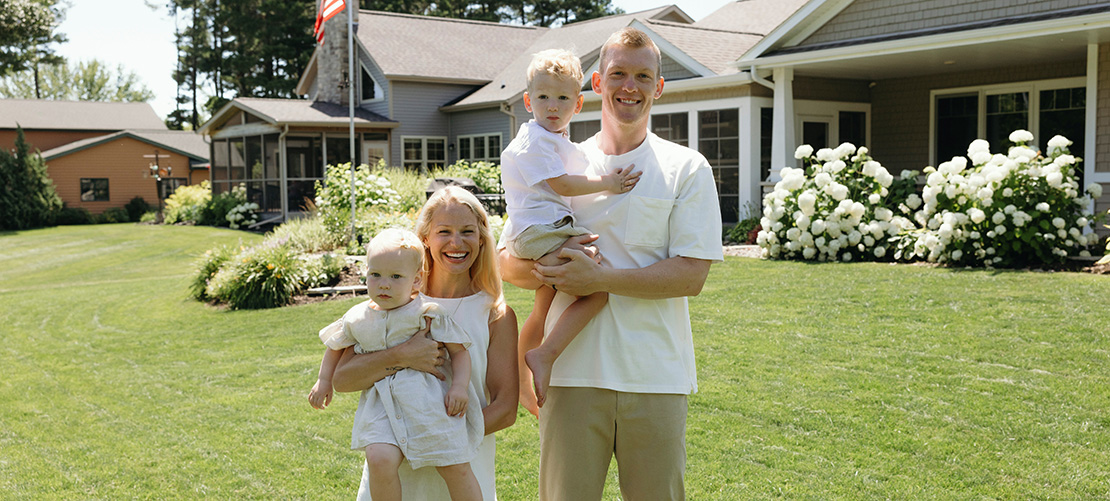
[279,124,289,221]
[499,101,516,141]
[750,65,774,90]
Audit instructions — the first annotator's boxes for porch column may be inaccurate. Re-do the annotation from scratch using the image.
[769,66,796,183]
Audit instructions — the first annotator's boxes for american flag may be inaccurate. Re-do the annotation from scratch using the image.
[313,0,346,43]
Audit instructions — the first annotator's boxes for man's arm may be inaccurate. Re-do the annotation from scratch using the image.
[533,249,711,299]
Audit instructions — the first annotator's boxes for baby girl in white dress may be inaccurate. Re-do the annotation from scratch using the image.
[309,228,484,501]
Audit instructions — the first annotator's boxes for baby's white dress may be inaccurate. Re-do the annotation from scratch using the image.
[319,293,484,468]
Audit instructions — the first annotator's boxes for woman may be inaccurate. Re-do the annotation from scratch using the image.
[332,186,519,500]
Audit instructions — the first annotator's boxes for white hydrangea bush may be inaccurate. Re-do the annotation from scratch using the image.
[226,202,259,230]
[892,131,1099,267]
[757,142,919,261]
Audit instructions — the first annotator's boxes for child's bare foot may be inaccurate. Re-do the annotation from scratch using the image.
[525,348,556,407]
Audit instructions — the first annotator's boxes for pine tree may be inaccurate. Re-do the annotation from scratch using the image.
[0,128,63,230]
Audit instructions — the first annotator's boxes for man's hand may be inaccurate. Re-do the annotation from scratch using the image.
[532,246,605,297]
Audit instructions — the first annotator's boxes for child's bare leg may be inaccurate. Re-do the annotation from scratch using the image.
[526,290,608,407]
[365,444,404,501]
[436,463,482,501]
[518,286,553,417]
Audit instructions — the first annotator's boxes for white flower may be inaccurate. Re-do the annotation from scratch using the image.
[968,139,991,155]
[1047,135,1072,149]
[873,246,886,258]
[794,144,814,159]
[802,247,817,259]
[835,142,857,158]
[798,191,817,216]
[814,172,832,189]
[1046,171,1064,188]
[816,148,837,162]
[1002,188,1014,198]
[779,174,805,192]
[1087,183,1104,199]
[1054,154,1076,167]
[825,160,847,173]
[827,183,849,201]
[1004,204,1017,215]
[968,208,986,224]
[951,249,963,261]
[811,220,826,235]
[906,194,923,210]
[874,207,893,221]
[1035,202,1050,212]
[1009,129,1034,143]
[1077,217,1089,227]
[970,151,993,165]
[868,193,881,204]
[1052,217,1066,229]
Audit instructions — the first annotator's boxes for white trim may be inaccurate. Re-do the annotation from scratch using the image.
[400,135,448,172]
[631,20,715,78]
[739,0,846,62]
[928,76,1086,166]
[744,12,1110,70]
[358,61,385,105]
[456,132,503,163]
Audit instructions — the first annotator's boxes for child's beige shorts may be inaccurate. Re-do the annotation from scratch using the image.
[508,216,590,260]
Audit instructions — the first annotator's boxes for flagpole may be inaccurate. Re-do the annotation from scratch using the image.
[346,0,357,245]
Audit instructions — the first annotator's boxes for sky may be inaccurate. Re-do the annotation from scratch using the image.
[55,1,732,122]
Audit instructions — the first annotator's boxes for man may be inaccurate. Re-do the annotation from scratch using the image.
[499,27,723,500]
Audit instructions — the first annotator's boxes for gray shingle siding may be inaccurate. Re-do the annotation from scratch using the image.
[358,52,390,117]
[868,58,1085,174]
[804,0,1099,46]
[388,81,478,166]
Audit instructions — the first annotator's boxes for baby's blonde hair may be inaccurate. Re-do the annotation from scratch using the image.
[367,227,425,273]
[526,49,584,90]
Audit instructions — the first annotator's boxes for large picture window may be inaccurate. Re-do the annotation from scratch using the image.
[698,108,739,223]
[80,178,109,202]
[651,112,688,146]
[569,120,600,143]
[933,79,1085,164]
[458,134,502,163]
[403,137,447,171]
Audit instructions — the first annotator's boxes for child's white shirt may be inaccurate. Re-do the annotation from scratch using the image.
[500,119,589,241]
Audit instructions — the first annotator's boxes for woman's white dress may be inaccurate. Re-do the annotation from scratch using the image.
[355,292,499,500]
[320,293,484,468]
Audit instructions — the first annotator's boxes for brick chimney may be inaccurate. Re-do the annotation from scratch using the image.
[316,5,357,106]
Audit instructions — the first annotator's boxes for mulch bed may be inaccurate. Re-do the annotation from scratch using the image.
[289,266,367,306]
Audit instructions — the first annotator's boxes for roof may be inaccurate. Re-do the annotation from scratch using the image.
[693,0,810,35]
[0,99,166,131]
[639,19,763,76]
[445,6,686,109]
[199,97,398,134]
[41,129,209,165]
[356,11,547,82]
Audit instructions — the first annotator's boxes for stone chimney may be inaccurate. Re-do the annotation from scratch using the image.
[316,5,357,106]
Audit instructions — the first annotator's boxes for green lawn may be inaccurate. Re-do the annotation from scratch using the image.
[1,224,1108,499]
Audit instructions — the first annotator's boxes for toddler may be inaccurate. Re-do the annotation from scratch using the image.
[309,228,483,501]
[500,49,641,408]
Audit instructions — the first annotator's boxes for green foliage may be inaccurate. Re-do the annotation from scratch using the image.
[124,196,150,222]
[196,183,246,226]
[162,180,211,224]
[315,162,402,243]
[205,241,304,310]
[189,244,234,300]
[0,0,66,75]
[139,211,158,223]
[266,215,344,253]
[54,206,93,226]
[370,161,430,213]
[434,160,503,194]
[299,252,344,289]
[725,203,761,244]
[97,207,131,224]
[348,209,418,254]
[0,127,62,230]
[0,58,154,101]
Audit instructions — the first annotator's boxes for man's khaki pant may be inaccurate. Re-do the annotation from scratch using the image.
[538,386,687,501]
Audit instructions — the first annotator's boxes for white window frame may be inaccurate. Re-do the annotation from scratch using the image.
[401,136,447,172]
[929,76,1085,166]
[457,133,503,163]
[359,62,384,105]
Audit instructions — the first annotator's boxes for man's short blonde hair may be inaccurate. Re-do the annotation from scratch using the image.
[599,27,661,77]
[526,49,584,90]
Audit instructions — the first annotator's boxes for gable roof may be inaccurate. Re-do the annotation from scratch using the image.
[41,129,209,165]
[199,97,398,135]
[694,0,812,35]
[0,99,166,131]
[443,6,694,110]
[356,11,547,83]
[637,19,763,76]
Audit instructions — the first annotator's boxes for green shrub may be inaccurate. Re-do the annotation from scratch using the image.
[0,127,62,230]
[124,197,150,222]
[435,160,502,194]
[190,244,235,300]
[54,206,94,225]
[199,185,247,226]
[300,252,345,289]
[163,180,211,224]
[205,242,304,310]
[267,216,344,253]
[97,207,131,224]
[139,211,159,223]
[315,163,402,242]
[370,161,430,213]
[725,203,761,244]
[349,209,418,253]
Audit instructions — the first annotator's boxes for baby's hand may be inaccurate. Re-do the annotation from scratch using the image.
[308,379,333,409]
[445,386,468,416]
[606,164,641,194]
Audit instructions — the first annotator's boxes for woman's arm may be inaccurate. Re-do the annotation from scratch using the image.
[482,304,519,435]
[331,322,446,393]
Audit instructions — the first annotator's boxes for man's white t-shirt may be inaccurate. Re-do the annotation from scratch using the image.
[543,132,724,395]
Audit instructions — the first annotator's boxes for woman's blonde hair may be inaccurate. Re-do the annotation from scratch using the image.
[415,186,505,316]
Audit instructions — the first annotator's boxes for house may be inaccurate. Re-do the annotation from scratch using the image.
[0,99,210,214]
[740,0,1110,236]
[198,3,801,223]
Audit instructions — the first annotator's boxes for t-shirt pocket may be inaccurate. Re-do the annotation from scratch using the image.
[624,195,672,247]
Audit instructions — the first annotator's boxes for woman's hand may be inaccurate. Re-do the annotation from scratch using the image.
[396,318,447,380]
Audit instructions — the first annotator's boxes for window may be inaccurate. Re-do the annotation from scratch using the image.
[932,79,1085,164]
[569,120,600,143]
[651,112,688,146]
[458,134,502,163]
[760,107,773,182]
[403,137,447,171]
[80,178,109,202]
[360,63,383,103]
[698,108,740,223]
[839,111,866,148]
